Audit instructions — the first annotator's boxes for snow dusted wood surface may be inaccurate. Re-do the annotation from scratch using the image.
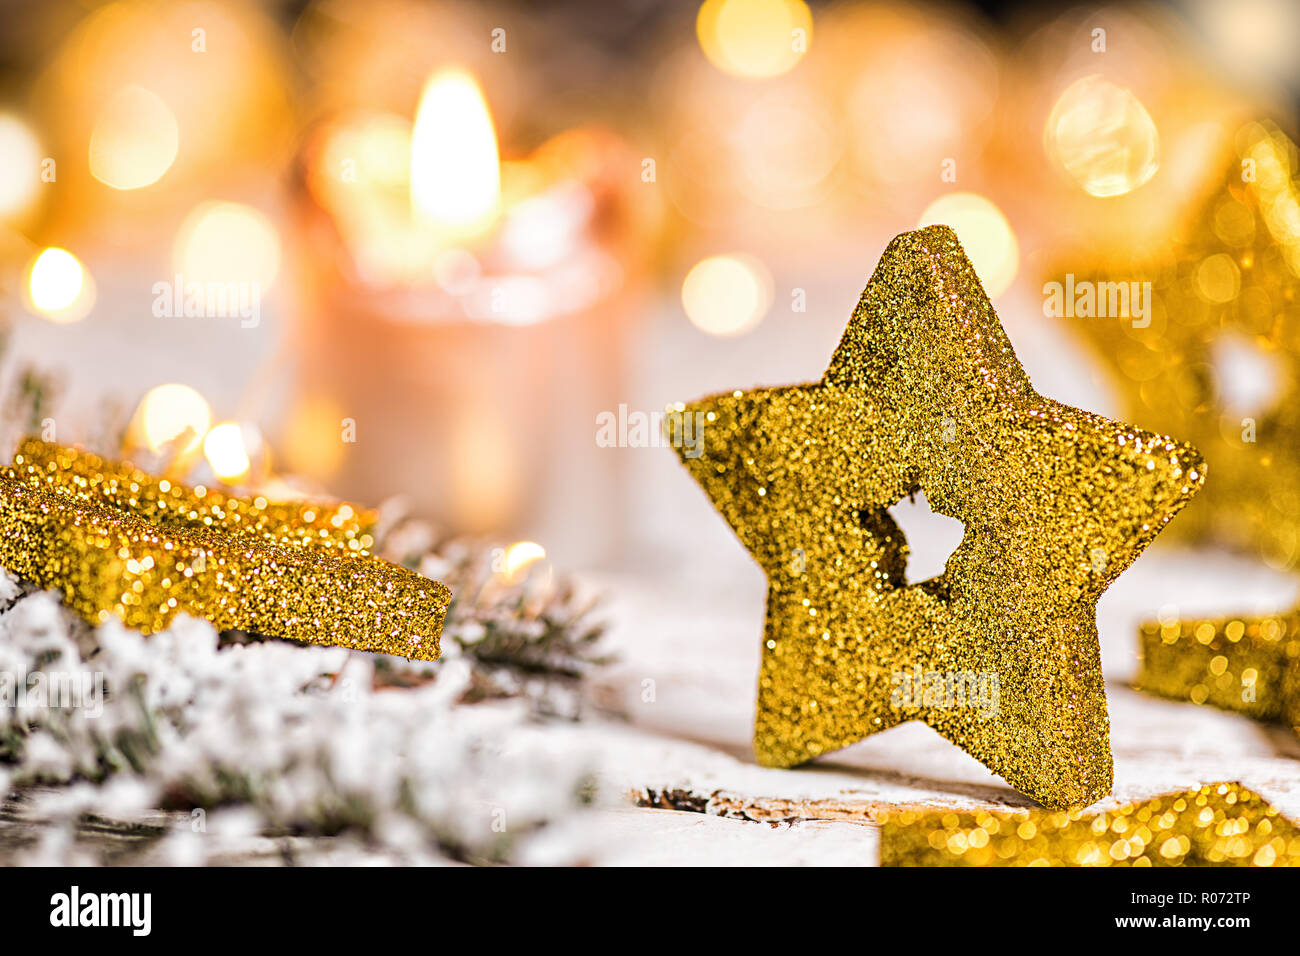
[8,684,1296,866]
[578,542,1300,863]
[2,543,1298,866]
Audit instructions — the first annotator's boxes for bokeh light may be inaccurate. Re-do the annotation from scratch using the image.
[0,116,42,217]
[1188,0,1300,86]
[1194,253,1241,304]
[1045,75,1159,198]
[502,540,547,580]
[1212,333,1284,418]
[735,90,840,209]
[174,201,281,289]
[307,111,426,286]
[918,193,1019,298]
[26,247,95,323]
[1248,134,1300,240]
[203,422,258,482]
[88,85,180,190]
[135,384,212,454]
[681,254,773,336]
[281,395,347,479]
[450,412,521,533]
[836,14,999,192]
[697,0,813,79]
[324,112,412,189]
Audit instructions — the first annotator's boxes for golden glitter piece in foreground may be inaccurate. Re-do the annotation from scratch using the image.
[671,227,1205,809]
[1069,121,1300,569]
[9,437,376,555]
[880,782,1300,866]
[0,439,448,660]
[1137,610,1299,737]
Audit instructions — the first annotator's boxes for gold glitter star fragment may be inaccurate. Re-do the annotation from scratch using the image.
[671,227,1205,809]
[880,782,1300,866]
[0,439,449,660]
[1137,609,1300,737]
[9,438,376,554]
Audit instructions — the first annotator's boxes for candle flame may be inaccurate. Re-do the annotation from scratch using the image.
[410,69,501,237]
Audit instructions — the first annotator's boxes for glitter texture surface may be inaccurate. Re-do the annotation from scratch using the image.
[1138,610,1300,736]
[0,439,448,660]
[672,226,1205,809]
[880,782,1300,866]
[8,438,376,555]
[1072,121,1300,569]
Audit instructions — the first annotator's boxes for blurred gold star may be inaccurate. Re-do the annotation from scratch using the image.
[1137,607,1299,738]
[673,226,1204,809]
[1071,120,1300,569]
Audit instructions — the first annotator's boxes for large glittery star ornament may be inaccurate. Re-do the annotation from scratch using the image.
[1069,121,1300,568]
[0,438,449,660]
[672,226,1205,809]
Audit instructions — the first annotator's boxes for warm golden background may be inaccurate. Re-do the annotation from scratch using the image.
[2,0,1298,579]
[5,0,1300,868]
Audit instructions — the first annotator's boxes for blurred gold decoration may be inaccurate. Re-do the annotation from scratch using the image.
[881,782,1300,866]
[0,439,448,660]
[1137,609,1299,738]
[1071,121,1300,568]
[1001,4,1250,254]
[670,227,1204,809]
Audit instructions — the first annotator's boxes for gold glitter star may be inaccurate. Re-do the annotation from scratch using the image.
[0,438,449,660]
[1137,609,1299,738]
[880,782,1300,866]
[671,226,1205,809]
[1070,121,1300,569]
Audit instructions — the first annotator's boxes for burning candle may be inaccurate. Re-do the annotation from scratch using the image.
[290,67,653,564]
